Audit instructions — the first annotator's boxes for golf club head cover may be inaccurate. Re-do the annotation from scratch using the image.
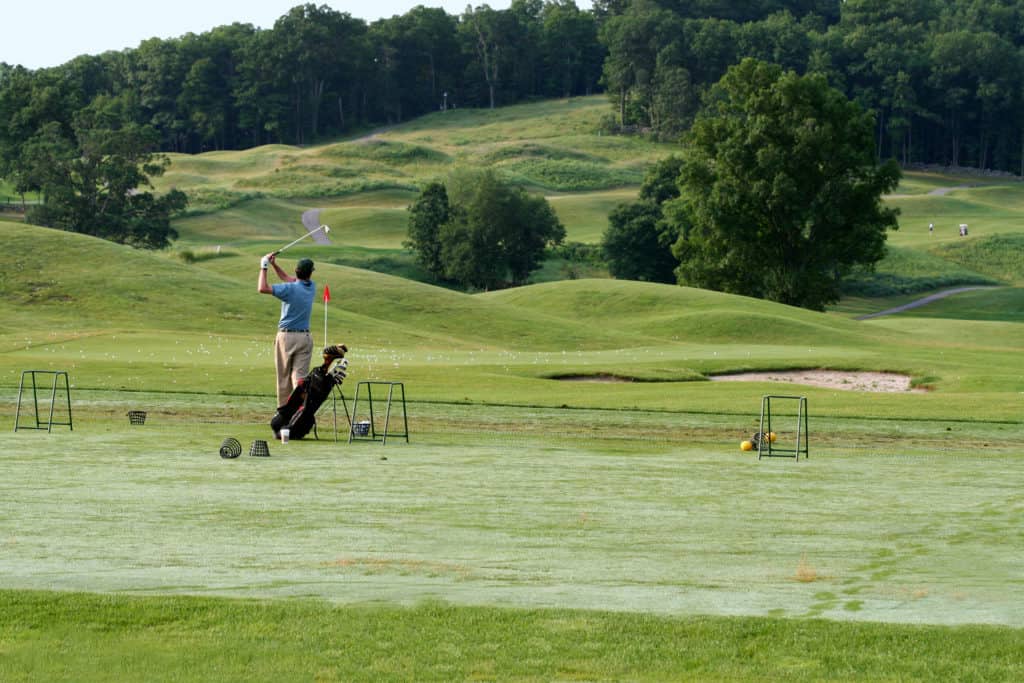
[322,344,347,365]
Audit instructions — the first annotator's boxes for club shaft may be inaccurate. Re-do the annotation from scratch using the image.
[275,225,327,254]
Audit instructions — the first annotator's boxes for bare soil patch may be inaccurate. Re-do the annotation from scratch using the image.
[709,369,923,393]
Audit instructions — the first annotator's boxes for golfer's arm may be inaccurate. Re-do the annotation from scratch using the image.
[272,261,295,283]
[258,267,273,294]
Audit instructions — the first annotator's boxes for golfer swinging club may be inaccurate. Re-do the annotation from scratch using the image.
[258,253,316,406]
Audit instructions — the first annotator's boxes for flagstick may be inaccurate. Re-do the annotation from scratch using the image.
[323,285,329,348]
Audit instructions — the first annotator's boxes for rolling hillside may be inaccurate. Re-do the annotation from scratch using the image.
[2,215,1022,422]
[3,97,1023,420]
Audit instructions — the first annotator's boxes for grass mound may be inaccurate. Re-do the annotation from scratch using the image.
[0,221,267,332]
[318,138,451,165]
[934,233,1024,284]
[499,158,642,191]
[842,245,997,296]
[486,279,869,344]
[890,285,1024,322]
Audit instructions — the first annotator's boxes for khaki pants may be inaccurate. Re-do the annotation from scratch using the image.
[274,331,313,406]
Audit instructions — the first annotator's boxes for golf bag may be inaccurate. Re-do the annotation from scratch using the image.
[271,344,348,440]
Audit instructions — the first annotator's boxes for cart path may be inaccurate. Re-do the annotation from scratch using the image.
[885,184,970,199]
[301,208,332,245]
[855,286,997,320]
[928,185,971,195]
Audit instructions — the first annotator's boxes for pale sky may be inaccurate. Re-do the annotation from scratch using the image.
[3,1,577,70]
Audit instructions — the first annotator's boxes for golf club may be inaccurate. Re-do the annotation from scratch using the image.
[273,224,330,255]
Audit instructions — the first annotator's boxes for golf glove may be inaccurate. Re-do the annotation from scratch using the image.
[260,256,270,269]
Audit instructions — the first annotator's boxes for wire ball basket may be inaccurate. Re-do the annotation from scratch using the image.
[249,439,271,457]
[219,437,242,459]
[127,410,147,425]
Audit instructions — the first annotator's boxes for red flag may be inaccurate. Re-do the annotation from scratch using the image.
[323,284,331,303]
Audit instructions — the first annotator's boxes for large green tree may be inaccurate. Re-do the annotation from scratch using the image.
[405,181,450,279]
[667,58,900,310]
[406,169,565,290]
[21,104,186,249]
[602,155,683,283]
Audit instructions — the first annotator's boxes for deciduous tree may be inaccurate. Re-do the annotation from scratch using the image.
[21,105,186,249]
[406,169,565,290]
[602,155,682,283]
[405,181,449,278]
[668,58,900,310]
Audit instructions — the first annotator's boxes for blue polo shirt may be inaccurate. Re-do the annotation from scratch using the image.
[272,279,316,330]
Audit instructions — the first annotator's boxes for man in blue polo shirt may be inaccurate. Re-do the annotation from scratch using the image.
[258,253,316,406]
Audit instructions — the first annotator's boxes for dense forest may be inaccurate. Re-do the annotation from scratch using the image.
[3,0,1024,175]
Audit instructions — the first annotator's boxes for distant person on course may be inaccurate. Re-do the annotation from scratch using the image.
[258,253,316,406]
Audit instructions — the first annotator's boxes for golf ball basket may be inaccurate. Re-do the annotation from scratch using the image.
[219,437,242,459]
[757,395,808,460]
[127,410,147,425]
[249,439,271,457]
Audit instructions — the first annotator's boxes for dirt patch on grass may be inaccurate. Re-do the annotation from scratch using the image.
[709,369,924,393]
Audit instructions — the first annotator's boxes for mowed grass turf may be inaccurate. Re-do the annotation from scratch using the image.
[4,591,1021,682]
[1,397,1022,680]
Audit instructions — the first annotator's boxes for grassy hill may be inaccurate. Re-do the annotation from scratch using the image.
[157,98,1024,311]
[4,97,1024,415]
[2,216,1021,421]
[157,97,660,210]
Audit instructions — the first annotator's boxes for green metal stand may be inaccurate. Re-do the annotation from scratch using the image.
[15,370,73,432]
[757,395,807,460]
[348,381,409,445]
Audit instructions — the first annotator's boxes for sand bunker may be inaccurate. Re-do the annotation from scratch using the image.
[710,370,922,393]
[554,370,922,393]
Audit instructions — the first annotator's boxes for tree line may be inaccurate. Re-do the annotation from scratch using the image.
[0,2,604,159]
[7,1,1024,172]
[4,0,1023,258]
[4,1,1024,176]
[602,0,1024,173]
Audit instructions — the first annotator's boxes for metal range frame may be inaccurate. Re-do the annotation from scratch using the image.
[757,394,808,460]
[14,370,73,433]
[348,381,409,445]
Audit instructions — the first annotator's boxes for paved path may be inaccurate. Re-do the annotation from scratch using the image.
[928,185,971,196]
[860,184,990,318]
[300,208,332,245]
[856,286,996,320]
